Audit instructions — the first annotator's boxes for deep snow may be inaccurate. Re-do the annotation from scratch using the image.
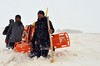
[0,28,100,66]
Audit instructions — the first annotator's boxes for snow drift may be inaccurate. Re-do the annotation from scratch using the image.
[0,28,100,66]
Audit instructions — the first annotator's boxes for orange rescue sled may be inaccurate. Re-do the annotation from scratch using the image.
[52,32,70,49]
[14,41,31,53]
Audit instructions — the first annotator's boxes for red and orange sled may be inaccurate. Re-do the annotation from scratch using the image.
[14,25,70,53]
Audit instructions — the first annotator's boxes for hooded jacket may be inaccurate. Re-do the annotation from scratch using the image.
[3,19,14,35]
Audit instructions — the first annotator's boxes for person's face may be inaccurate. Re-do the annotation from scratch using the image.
[38,14,44,19]
[16,18,21,22]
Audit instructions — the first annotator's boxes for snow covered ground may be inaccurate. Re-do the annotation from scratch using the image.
[0,28,100,66]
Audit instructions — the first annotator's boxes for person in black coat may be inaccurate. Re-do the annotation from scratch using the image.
[3,19,14,35]
[30,10,55,58]
[3,19,14,48]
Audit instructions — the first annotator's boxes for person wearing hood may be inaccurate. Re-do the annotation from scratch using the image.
[3,19,14,35]
[3,19,14,48]
[30,10,55,58]
[6,15,24,49]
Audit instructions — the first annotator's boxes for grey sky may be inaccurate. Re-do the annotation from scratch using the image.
[0,0,100,33]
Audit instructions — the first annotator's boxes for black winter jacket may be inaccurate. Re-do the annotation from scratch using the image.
[31,17,55,49]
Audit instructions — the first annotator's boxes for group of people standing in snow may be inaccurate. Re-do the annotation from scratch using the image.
[2,10,55,58]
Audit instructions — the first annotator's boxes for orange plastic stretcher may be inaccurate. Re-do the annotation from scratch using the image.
[14,41,31,53]
[14,26,70,53]
[52,32,70,49]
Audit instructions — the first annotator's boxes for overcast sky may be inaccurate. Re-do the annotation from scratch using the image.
[0,0,100,33]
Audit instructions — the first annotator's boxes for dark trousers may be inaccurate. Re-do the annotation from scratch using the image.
[8,42,15,49]
[32,43,49,58]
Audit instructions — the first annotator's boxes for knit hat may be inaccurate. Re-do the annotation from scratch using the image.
[38,10,45,16]
[15,15,21,19]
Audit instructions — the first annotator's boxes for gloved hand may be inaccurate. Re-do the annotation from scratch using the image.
[48,29,53,34]
[29,42,32,46]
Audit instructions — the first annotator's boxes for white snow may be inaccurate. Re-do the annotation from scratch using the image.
[0,28,100,66]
